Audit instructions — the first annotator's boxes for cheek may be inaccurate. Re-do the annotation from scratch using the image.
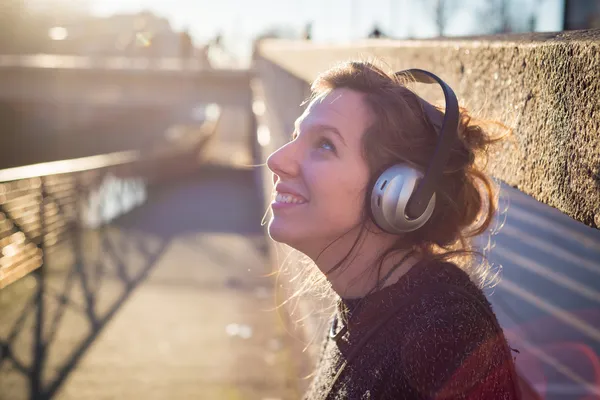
[308,167,368,224]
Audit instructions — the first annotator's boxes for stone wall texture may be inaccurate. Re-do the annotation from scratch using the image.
[255,29,600,229]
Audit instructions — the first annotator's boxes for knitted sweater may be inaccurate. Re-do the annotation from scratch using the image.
[303,260,520,400]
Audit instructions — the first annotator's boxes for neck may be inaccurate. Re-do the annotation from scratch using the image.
[307,226,420,299]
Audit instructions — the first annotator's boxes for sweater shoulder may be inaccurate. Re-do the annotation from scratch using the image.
[378,264,517,398]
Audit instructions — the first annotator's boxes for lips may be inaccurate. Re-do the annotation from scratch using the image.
[274,183,308,203]
[271,183,308,210]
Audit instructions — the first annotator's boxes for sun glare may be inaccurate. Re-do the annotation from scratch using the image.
[48,27,69,41]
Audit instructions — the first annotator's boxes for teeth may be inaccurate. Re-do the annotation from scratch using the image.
[275,193,305,204]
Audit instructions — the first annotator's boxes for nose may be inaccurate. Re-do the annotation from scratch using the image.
[266,141,300,182]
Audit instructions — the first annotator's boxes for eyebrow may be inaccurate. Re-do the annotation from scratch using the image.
[293,120,347,147]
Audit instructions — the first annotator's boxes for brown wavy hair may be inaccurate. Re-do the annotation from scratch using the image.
[276,60,510,310]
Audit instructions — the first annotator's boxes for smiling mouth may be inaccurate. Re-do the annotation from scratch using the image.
[273,192,307,204]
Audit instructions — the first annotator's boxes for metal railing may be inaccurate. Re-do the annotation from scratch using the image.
[0,104,221,288]
[0,151,142,289]
[0,106,221,399]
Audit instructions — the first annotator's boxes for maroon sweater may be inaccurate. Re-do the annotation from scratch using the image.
[303,260,520,399]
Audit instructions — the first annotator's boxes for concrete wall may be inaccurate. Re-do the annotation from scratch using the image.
[254,29,600,230]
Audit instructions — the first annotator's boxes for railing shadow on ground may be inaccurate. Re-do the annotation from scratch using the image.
[0,168,167,400]
[0,108,232,399]
[0,230,170,400]
[0,168,264,400]
[0,163,267,400]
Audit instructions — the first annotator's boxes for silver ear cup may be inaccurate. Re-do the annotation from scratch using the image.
[370,164,436,234]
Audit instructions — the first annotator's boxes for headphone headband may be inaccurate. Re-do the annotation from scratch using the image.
[394,69,460,220]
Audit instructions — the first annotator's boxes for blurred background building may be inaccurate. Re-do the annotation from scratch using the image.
[0,1,198,58]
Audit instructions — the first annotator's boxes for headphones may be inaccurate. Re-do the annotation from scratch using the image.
[369,69,460,234]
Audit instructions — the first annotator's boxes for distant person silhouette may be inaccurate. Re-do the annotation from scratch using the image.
[303,22,313,40]
[368,25,387,38]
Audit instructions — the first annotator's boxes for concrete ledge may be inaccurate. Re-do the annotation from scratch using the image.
[256,30,600,229]
[0,62,252,107]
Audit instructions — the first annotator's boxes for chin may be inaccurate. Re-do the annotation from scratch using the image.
[267,219,305,250]
[267,220,292,244]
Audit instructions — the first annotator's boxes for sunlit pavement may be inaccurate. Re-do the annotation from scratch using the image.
[58,167,302,400]
[0,165,302,400]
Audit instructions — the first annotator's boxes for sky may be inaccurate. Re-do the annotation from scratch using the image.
[28,0,562,62]
[87,0,565,42]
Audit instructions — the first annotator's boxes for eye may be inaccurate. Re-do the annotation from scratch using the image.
[317,138,336,153]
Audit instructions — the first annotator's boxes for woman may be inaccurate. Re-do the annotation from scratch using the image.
[266,61,521,399]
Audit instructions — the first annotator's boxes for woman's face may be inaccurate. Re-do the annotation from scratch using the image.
[266,88,373,255]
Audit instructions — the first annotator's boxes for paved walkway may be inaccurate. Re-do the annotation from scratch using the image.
[0,166,304,400]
